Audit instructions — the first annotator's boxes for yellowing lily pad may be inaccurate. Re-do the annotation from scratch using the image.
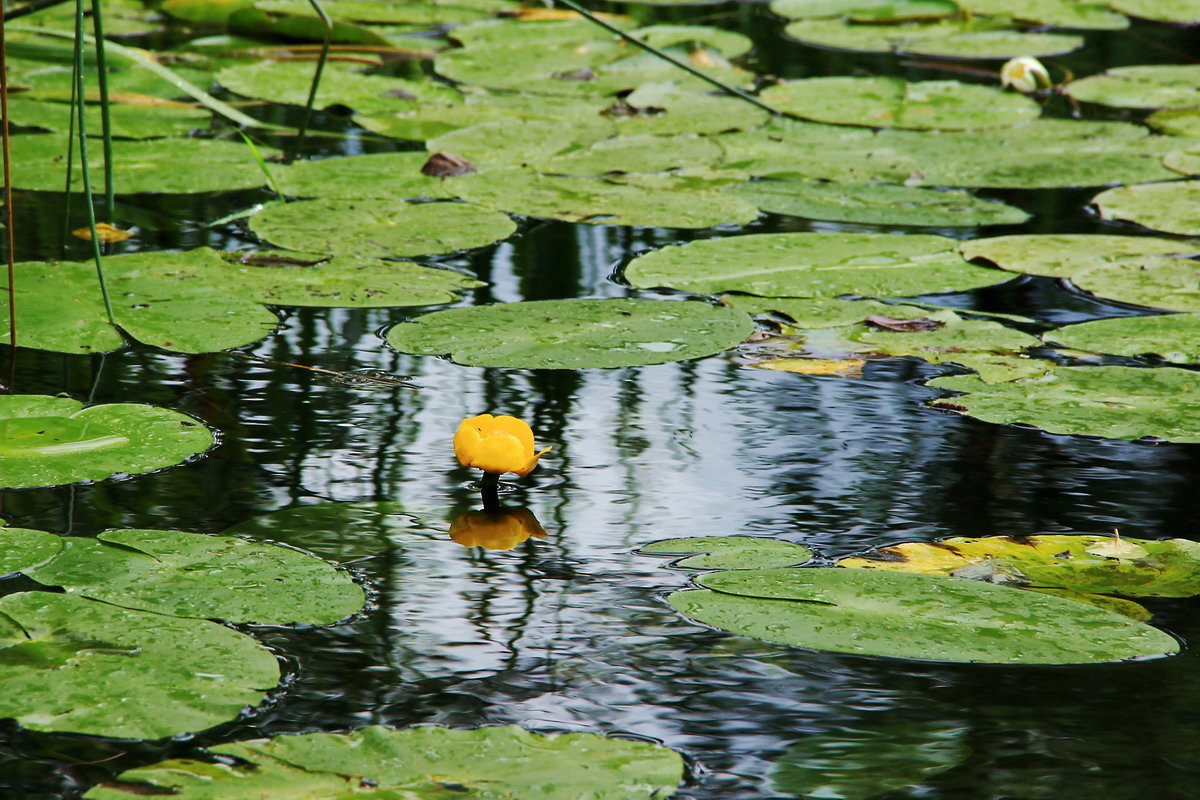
[760,77,1040,130]
[838,534,1200,597]
[386,298,754,368]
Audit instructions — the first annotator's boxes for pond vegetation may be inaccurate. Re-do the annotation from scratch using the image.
[1,0,1200,796]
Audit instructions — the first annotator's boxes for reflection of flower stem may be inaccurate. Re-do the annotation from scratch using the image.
[480,473,500,514]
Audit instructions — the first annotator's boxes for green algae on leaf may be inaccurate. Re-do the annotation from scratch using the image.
[770,722,969,800]
[225,501,435,561]
[453,168,760,228]
[0,592,279,739]
[1092,181,1200,236]
[639,536,814,569]
[387,298,754,369]
[27,529,364,625]
[624,232,1009,297]
[250,199,516,258]
[928,366,1200,442]
[760,77,1040,130]
[83,725,685,799]
[9,134,275,194]
[1045,314,1200,363]
[839,534,1200,598]
[0,395,212,488]
[1066,65,1200,110]
[670,568,1178,663]
[726,180,1029,226]
[0,528,62,575]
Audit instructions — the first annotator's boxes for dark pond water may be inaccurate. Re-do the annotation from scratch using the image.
[2,5,1200,799]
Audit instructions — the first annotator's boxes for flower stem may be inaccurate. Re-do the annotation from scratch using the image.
[480,473,501,514]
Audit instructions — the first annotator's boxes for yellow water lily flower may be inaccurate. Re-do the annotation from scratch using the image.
[449,507,548,551]
[454,414,551,477]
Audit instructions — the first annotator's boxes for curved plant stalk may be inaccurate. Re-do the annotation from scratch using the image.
[8,25,280,129]
[552,0,781,116]
[237,131,285,201]
[89,0,114,222]
[71,0,113,325]
[1,0,16,390]
[295,0,333,156]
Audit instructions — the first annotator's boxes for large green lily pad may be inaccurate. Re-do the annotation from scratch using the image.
[670,567,1178,663]
[1070,258,1200,312]
[783,19,1083,59]
[928,366,1200,442]
[274,152,452,200]
[9,134,274,194]
[839,534,1200,598]
[0,528,62,574]
[386,298,754,368]
[611,83,771,136]
[1067,65,1200,110]
[1149,108,1200,137]
[770,722,969,800]
[1092,181,1200,236]
[0,395,212,488]
[958,0,1129,28]
[760,77,1040,130]
[453,168,760,228]
[84,725,685,799]
[426,118,617,167]
[726,180,1029,226]
[1108,0,1200,23]
[3,96,211,140]
[769,0,958,18]
[225,501,436,561]
[26,529,364,625]
[959,233,1199,278]
[0,591,279,739]
[624,233,1010,297]
[639,536,814,569]
[216,60,458,112]
[533,134,725,176]
[1045,314,1200,362]
[250,199,517,258]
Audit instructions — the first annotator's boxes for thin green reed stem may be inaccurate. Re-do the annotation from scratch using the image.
[553,0,782,116]
[1,0,17,390]
[73,0,113,325]
[60,16,79,252]
[295,0,333,158]
[89,0,114,223]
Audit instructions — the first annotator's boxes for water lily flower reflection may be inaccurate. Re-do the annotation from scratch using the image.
[450,507,548,551]
[454,414,551,477]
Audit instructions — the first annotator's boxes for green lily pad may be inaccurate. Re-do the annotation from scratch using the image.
[1164,148,1200,175]
[726,180,1030,226]
[769,0,958,20]
[224,253,483,307]
[611,83,771,135]
[959,233,1198,278]
[1045,314,1200,363]
[670,567,1178,663]
[1148,108,1200,137]
[770,722,969,800]
[27,529,364,625]
[0,528,62,575]
[0,395,212,488]
[533,134,725,176]
[250,199,517,258]
[1108,0,1200,23]
[839,534,1200,597]
[453,168,759,228]
[426,119,616,168]
[216,60,458,112]
[958,0,1130,28]
[1092,181,1200,236]
[639,536,814,569]
[9,134,275,194]
[632,25,754,58]
[274,152,452,200]
[386,298,754,368]
[3,96,211,139]
[928,366,1200,442]
[760,77,1040,130]
[83,725,685,799]
[1067,65,1200,110]
[624,232,1009,298]
[224,501,436,561]
[783,19,1083,59]
[0,591,279,739]
[255,0,501,24]
[1070,258,1200,312]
